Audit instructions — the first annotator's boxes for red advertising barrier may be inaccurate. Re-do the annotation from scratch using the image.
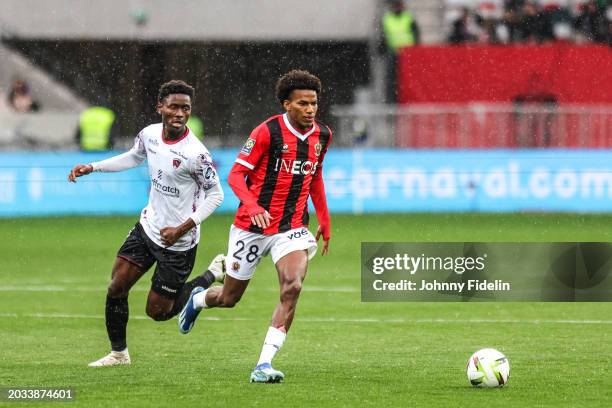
[398,45,612,104]
[396,45,612,148]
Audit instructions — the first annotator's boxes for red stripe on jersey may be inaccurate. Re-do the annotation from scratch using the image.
[233,115,332,235]
[277,135,310,232]
[295,124,331,230]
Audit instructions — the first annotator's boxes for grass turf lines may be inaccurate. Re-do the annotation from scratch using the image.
[1,214,611,407]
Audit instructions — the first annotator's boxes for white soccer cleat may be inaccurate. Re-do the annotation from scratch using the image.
[208,254,226,283]
[88,349,131,367]
[250,363,284,383]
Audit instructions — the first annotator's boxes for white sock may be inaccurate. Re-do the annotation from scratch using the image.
[257,326,286,366]
[193,288,209,310]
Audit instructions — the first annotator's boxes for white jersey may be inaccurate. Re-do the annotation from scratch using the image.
[91,123,223,251]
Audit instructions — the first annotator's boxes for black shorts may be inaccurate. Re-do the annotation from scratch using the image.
[117,223,197,300]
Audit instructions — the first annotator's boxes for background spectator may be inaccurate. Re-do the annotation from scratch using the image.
[7,79,40,113]
[575,0,607,43]
[379,0,420,103]
[474,2,506,44]
[446,0,612,45]
[516,1,548,43]
[607,5,612,45]
[76,106,117,151]
[448,7,479,43]
[502,0,527,42]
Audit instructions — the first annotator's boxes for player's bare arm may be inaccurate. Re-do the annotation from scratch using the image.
[67,164,93,182]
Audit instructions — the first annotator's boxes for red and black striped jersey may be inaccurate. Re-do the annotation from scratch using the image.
[233,113,332,235]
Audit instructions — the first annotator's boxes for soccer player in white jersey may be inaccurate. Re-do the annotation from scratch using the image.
[68,80,225,367]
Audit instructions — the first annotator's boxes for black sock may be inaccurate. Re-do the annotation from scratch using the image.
[105,296,129,351]
[169,270,216,317]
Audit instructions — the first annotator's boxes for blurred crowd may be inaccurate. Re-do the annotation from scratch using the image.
[446,0,612,44]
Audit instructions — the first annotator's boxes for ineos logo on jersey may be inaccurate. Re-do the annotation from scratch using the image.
[274,159,319,176]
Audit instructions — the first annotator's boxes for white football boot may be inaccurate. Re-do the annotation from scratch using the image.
[250,363,284,383]
[88,349,131,367]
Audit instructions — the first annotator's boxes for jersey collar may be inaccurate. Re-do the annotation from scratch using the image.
[162,126,190,145]
[282,113,316,141]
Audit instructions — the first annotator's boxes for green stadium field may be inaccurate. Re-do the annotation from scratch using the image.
[1,214,611,407]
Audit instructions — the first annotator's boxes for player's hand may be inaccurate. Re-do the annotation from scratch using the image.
[68,164,93,182]
[160,226,182,247]
[250,210,272,229]
[316,225,330,256]
[246,204,272,229]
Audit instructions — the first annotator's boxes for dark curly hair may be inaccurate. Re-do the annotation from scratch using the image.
[275,70,321,106]
[158,80,195,103]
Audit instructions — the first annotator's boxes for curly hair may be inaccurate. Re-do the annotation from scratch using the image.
[275,70,321,105]
[158,80,195,103]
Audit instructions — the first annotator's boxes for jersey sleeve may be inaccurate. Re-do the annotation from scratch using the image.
[189,181,223,226]
[191,151,220,191]
[234,124,270,170]
[311,126,332,240]
[91,131,146,172]
[188,150,223,225]
[318,126,332,169]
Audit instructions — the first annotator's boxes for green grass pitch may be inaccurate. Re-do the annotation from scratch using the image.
[1,214,611,407]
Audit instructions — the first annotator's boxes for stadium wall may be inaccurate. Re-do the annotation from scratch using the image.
[0,0,376,41]
[5,41,370,141]
[1,149,612,217]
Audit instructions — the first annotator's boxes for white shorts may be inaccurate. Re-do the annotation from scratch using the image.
[225,224,318,281]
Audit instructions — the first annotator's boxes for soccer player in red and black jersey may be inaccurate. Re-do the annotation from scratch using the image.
[178,70,331,383]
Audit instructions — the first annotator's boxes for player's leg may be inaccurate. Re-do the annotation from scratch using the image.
[145,253,224,321]
[270,250,308,330]
[145,244,198,321]
[250,250,308,383]
[89,224,154,367]
[169,253,225,317]
[88,259,147,367]
[251,227,317,383]
[201,273,250,308]
[178,271,251,334]
[179,225,266,334]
